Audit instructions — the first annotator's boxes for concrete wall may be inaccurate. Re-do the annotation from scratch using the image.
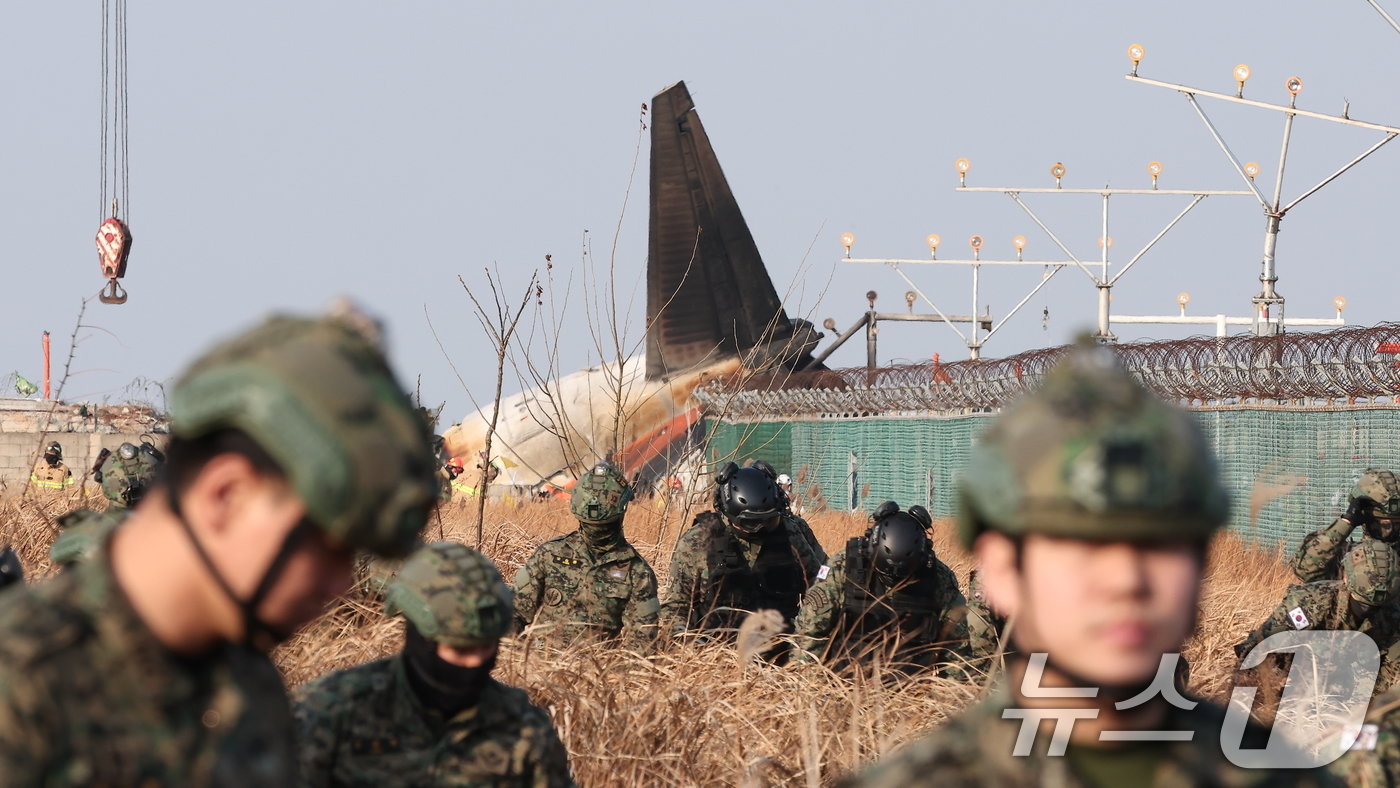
[0,398,168,492]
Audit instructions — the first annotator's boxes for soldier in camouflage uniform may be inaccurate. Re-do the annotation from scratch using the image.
[1234,537,1400,699]
[846,340,1327,787]
[793,501,971,675]
[0,309,439,785]
[513,462,660,648]
[661,462,826,636]
[295,541,575,787]
[94,439,164,509]
[1291,468,1400,583]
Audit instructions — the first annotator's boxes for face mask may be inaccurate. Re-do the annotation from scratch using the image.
[402,621,494,716]
[1366,519,1400,543]
[579,521,622,551]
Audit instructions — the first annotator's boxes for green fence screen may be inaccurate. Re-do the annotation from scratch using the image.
[706,406,1400,551]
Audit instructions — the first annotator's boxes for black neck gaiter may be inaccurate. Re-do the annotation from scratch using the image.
[402,622,495,716]
[579,521,623,553]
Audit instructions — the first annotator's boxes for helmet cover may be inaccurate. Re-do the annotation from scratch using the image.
[384,541,514,647]
[569,462,633,524]
[170,311,438,558]
[1344,538,1400,608]
[957,340,1230,549]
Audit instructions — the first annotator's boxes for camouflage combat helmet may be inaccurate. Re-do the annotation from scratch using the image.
[170,310,438,557]
[1352,469,1400,521]
[49,509,123,568]
[569,461,633,525]
[101,445,159,508]
[1343,538,1400,607]
[957,339,1231,549]
[384,541,514,647]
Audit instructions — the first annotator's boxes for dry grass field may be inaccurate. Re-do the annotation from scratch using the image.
[0,492,1301,786]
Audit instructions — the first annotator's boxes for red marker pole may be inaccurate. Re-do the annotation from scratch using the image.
[42,331,51,400]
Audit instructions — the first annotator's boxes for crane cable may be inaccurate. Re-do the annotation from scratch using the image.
[97,0,131,304]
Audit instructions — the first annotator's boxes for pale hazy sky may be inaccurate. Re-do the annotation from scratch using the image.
[3,2,1396,424]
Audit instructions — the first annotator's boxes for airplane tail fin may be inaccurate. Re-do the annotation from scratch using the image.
[646,81,823,381]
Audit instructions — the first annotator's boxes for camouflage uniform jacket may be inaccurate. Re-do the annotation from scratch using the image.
[512,530,660,648]
[785,511,829,565]
[1235,580,1400,696]
[792,546,970,673]
[0,550,296,785]
[660,512,825,633]
[842,686,1333,787]
[294,655,575,788]
[1291,516,1369,583]
[966,568,1008,661]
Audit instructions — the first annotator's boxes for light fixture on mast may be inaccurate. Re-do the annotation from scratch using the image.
[1126,46,1400,336]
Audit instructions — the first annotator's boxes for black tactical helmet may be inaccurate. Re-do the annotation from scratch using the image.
[869,501,932,579]
[715,462,783,536]
[43,442,61,464]
[0,546,22,590]
[747,459,790,510]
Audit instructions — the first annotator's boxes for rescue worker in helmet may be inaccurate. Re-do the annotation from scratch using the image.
[793,501,970,675]
[660,462,826,637]
[0,307,440,784]
[775,472,804,517]
[294,541,575,787]
[1291,468,1400,583]
[512,461,660,648]
[29,440,74,491]
[0,547,22,592]
[847,340,1322,786]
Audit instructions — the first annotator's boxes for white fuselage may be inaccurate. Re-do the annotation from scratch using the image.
[442,356,740,487]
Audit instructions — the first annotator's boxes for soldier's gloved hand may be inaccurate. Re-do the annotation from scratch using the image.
[1346,495,1376,529]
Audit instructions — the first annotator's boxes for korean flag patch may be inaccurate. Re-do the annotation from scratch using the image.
[816,565,830,581]
[1288,606,1311,630]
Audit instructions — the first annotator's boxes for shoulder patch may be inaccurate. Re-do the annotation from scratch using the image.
[607,567,627,581]
[816,565,831,581]
[1288,606,1311,630]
